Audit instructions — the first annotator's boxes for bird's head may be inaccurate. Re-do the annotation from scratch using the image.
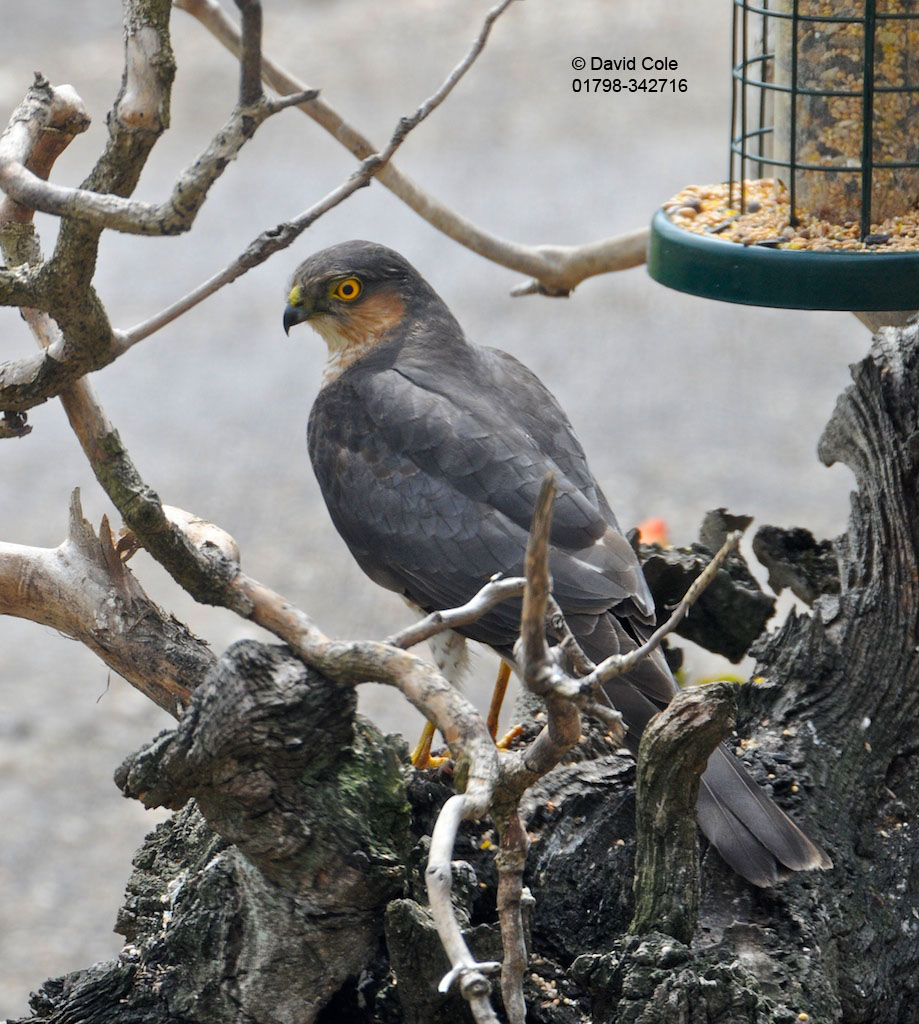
[284,240,422,362]
[284,240,459,385]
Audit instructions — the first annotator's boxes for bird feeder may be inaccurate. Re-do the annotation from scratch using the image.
[647,0,919,314]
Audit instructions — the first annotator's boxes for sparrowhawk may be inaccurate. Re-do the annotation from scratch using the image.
[283,239,830,887]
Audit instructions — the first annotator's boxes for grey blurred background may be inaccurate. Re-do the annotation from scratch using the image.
[0,0,867,1017]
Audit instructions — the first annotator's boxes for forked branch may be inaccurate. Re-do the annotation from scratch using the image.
[0,491,211,716]
[426,794,502,1024]
[580,529,744,692]
[0,76,314,236]
[177,0,649,297]
[116,0,521,348]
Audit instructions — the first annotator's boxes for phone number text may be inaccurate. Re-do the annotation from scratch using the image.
[572,78,688,94]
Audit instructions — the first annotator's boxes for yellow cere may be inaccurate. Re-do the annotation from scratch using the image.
[332,276,362,302]
[288,284,302,307]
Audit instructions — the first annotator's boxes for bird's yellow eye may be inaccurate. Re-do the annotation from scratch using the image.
[331,277,362,302]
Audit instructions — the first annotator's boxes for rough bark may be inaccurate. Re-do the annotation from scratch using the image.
[628,683,737,945]
[17,641,413,1024]
[639,508,775,662]
[13,324,919,1023]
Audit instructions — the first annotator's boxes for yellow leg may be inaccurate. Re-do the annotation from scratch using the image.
[486,661,512,740]
[496,723,525,750]
[414,659,516,767]
[410,720,436,768]
[410,720,453,769]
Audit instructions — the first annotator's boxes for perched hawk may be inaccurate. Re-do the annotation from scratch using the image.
[283,240,830,887]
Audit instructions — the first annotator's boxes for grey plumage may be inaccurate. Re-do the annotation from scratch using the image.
[290,240,831,887]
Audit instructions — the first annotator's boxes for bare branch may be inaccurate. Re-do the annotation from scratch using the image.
[582,698,627,743]
[1,5,173,409]
[0,296,116,413]
[580,529,745,692]
[0,86,294,236]
[0,263,41,312]
[519,473,557,680]
[112,7,173,135]
[0,77,91,226]
[0,80,118,414]
[0,78,90,320]
[516,476,581,700]
[426,794,502,1023]
[546,594,595,676]
[493,810,530,1024]
[504,232,650,296]
[119,0,520,348]
[0,490,211,716]
[386,576,526,650]
[177,0,649,296]
[233,0,264,106]
[497,475,583,791]
[265,88,320,113]
[44,0,174,303]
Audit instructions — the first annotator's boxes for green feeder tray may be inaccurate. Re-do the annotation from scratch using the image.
[647,208,919,312]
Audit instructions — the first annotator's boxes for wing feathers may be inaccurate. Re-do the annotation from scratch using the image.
[306,323,829,887]
[308,338,654,641]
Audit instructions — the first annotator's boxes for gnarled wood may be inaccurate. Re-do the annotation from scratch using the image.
[0,491,210,716]
[629,683,736,944]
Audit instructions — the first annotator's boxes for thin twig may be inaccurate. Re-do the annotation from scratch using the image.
[493,809,530,1024]
[233,0,263,106]
[426,794,502,1023]
[546,594,595,676]
[266,88,319,113]
[0,78,286,235]
[519,474,558,687]
[582,699,626,744]
[580,530,745,693]
[113,164,370,348]
[177,0,649,296]
[497,474,582,788]
[387,0,517,146]
[386,577,525,650]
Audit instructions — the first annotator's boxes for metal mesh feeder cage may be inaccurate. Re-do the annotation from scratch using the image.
[647,0,919,312]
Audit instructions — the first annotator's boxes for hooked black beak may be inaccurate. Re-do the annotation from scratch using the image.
[283,304,309,336]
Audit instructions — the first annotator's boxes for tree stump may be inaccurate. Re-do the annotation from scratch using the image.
[14,324,919,1023]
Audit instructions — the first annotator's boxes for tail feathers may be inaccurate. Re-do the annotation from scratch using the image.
[697,744,833,887]
[574,612,831,886]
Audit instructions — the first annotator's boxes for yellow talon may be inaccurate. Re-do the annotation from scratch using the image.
[410,720,451,769]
